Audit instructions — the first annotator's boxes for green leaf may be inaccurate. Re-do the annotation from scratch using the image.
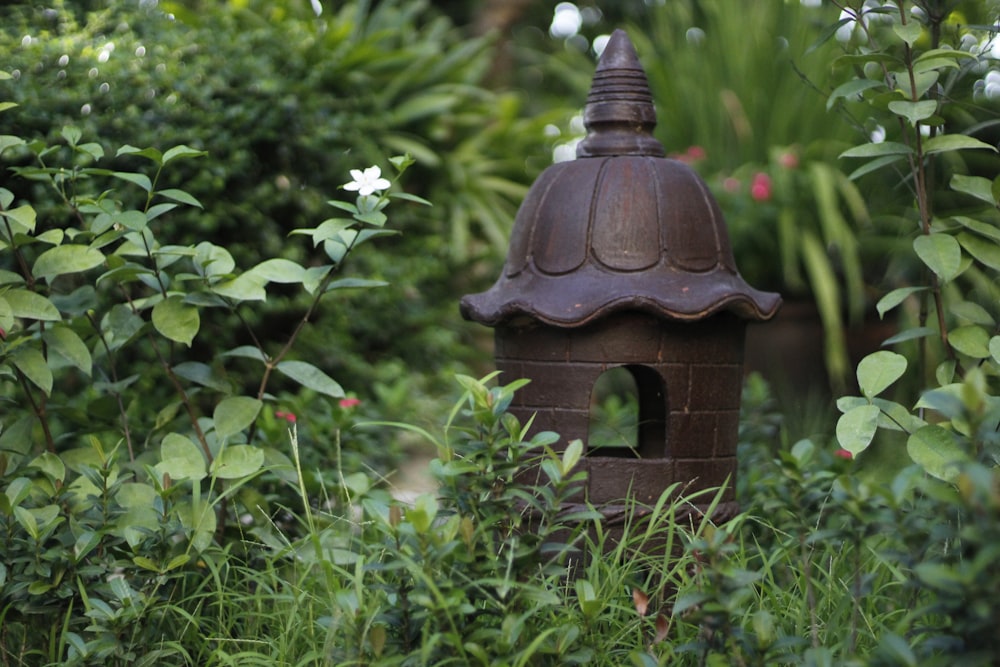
[249,258,305,284]
[152,295,200,346]
[826,78,885,111]
[176,499,216,552]
[211,274,266,302]
[194,242,235,277]
[406,493,438,533]
[172,361,231,392]
[116,145,162,163]
[0,296,13,332]
[220,345,267,363]
[846,155,905,181]
[162,145,207,164]
[906,425,970,483]
[111,171,153,192]
[0,417,35,456]
[157,188,203,208]
[923,135,997,155]
[43,326,92,375]
[210,444,265,480]
[11,347,53,395]
[882,326,935,346]
[857,350,907,399]
[839,142,913,159]
[159,433,207,481]
[323,278,388,292]
[213,396,262,441]
[887,100,937,125]
[892,21,922,46]
[990,336,1000,365]
[275,360,344,398]
[951,175,996,205]
[32,245,105,281]
[949,325,991,359]
[913,233,961,282]
[836,404,881,456]
[957,232,1000,271]
[876,286,926,318]
[61,126,82,146]
[0,205,37,233]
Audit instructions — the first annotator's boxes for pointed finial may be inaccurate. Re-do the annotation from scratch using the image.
[576,29,665,158]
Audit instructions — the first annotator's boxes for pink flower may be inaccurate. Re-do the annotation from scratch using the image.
[750,172,772,201]
[275,410,297,424]
[778,150,799,169]
[339,397,361,409]
[723,177,741,193]
[834,448,853,460]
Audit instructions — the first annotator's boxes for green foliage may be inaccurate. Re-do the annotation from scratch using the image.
[830,1,1000,480]
[0,0,561,417]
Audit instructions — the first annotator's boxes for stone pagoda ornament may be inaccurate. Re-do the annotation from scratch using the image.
[460,30,781,529]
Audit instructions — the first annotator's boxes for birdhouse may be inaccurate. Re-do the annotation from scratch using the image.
[460,30,781,528]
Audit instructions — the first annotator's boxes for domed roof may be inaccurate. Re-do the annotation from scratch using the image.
[460,30,780,328]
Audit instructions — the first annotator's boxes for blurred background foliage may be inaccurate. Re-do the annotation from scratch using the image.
[3,0,998,421]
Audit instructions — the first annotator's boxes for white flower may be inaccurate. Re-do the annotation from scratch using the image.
[343,166,390,196]
[310,0,322,17]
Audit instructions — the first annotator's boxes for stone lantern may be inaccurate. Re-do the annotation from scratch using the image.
[460,30,781,528]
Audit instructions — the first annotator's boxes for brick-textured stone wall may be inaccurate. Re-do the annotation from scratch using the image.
[495,311,745,505]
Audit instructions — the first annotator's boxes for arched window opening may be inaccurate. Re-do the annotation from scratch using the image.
[587,365,667,458]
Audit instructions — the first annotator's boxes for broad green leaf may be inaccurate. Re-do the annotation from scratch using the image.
[922,134,997,155]
[116,145,163,163]
[839,142,913,159]
[0,205,37,233]
[213,396,262,441]
[836,404,881,455]
[249,258,305,284]
[846,154,905,181]
[957,232,1000,271]
[892,21,921,46]
[857,350,907,399]
[406,493,438,533]
[913,233,961,282]
[111,171,153,192]
[176,499,216,552]
[211,274,266,302]
[894,70,939,99]
[220,345,267,362]
[32,245,105,281]
[210,444,265,480]
[0,417,35,456]
[276,360,344,398]
[951,216,1000,244]
[172,361,231,392]
[0,270,25,287]
[951,174,997,205]
[116,482,158,508]
[194,242,235,277]
[28,452,65,483]
[323,278,388,292]
[292,218,354,247]
[159,433,207,481]
[906,424,970,483]
[157,188,203,208]
[152,295,200,346]
[950,301,995,327]
[61,126,82,146]
[887,100,937,125]
[0,135,25,156]
[826,78,885,110]
[0,296,12,332]
[876,286,926,318]
[949,325,991,359]
[145,203,177,222]
[990,336,1000,365]
[11,348,52,395]
[162,145,207,163]
[882,326,935,346]
[43,326,92,375]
